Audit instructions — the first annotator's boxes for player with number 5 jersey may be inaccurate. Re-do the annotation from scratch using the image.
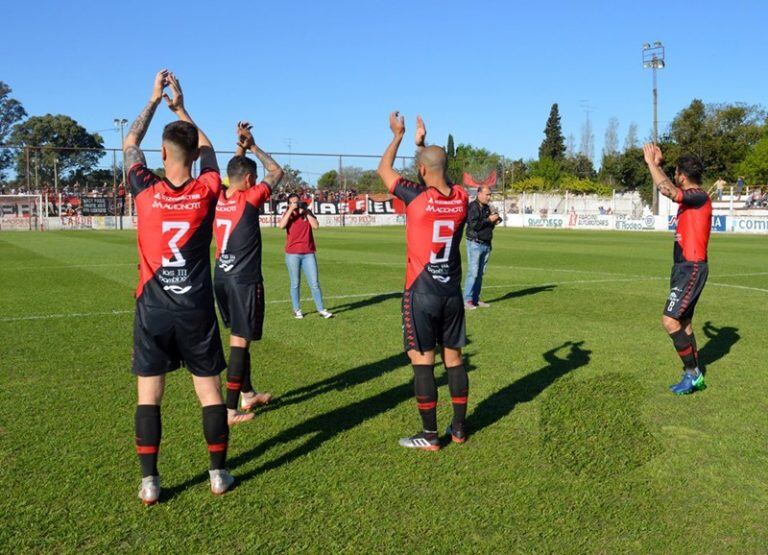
[377,112,470,452]
[125,70,233,506]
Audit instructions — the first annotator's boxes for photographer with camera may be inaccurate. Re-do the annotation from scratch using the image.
[279,193,333,319]
[463,185,500,310]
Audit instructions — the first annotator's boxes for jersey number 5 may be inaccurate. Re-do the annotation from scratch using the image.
[430,220,455,264]
[162,221,190,267]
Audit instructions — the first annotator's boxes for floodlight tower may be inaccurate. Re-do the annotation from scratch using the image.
[643,41,665,215]
[114,118,128,188]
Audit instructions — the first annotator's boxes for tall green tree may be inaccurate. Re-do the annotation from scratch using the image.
[446,134,455,158]
[317,169,339,190]
[539,103,566,161]
[668,99,765,179]
[0,82,27,182]
[739,136,768,184]
[10,114,103,187]
[447,144,502,185]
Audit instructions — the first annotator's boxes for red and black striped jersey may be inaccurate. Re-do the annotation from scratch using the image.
[129,163,221,309]
[673,187,712,263]
[213,182,271,282]
[390,177,468,295]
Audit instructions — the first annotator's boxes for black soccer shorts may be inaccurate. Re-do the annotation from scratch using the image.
[402,290,467,352]
[663,261,709,320]
[214,279,265,341]
[132,301,226,377]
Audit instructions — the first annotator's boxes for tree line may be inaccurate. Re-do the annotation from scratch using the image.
[2,80,766,201]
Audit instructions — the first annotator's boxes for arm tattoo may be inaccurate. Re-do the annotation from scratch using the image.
[198,146,219,172]
[126,100,159,146]
[251,145,283,186]
[656,178,678,200]
[124,145,146,169]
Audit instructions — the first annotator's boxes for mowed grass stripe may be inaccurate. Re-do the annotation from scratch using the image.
[0,227,766,552]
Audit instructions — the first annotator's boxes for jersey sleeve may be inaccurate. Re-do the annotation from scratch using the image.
[677,188,709,207]
[198,168,222,196]
[391,177,426,206]
[245,182,272,208]
[127,163,161,196]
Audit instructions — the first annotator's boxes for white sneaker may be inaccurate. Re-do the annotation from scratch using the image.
[138,475,160,505]
[318,310,334,319]
[209,469,235,495]
[294,310,304,319]
[476,301,490,308]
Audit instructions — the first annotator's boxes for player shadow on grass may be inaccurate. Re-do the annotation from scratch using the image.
[484,285,556,304]
[466,341,590,435]
[327,291,402,315]
[258,350,410,413]
[698,321,740,375]
[161,353,477,500]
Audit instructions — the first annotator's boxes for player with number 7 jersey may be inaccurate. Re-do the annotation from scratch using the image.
[377,112,470,452]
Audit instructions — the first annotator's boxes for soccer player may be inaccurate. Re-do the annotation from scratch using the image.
[377,112,469,451]
[214,122,283,424]
[643,143,711,395]
[125,70,233,504]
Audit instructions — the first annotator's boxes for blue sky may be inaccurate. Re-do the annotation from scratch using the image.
[3,0,766,181]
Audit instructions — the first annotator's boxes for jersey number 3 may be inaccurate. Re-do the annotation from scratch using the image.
[430,220,455,264]
[162,221,190,267]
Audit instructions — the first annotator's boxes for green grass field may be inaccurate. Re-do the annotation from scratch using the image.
[1,226,767,552]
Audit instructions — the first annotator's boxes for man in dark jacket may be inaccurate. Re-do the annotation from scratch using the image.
[463,186,500,309]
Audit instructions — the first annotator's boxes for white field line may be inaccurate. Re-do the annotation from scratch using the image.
[1,263,137,271]
[709,282,768,294]
[1,270,765,324]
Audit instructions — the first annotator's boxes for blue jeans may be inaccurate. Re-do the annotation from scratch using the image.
[285,253,326,312]
[463,240,492,304]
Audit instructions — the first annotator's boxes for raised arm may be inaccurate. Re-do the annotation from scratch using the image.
[377,111,406,191]
[236,121,284,188]
[124,69,167,168]
[163,72,219,172]
[643,143,681,200]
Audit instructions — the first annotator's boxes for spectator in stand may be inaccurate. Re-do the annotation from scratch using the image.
[279,193,333,319]
[736,176,745,199]
[712,177,726,201]
[746,187,763,208]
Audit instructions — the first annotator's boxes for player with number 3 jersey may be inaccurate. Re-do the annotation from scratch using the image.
[125,70,233,505]
[378,112,470,452]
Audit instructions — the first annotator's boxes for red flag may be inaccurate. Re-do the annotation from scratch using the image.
[462,170,497,188]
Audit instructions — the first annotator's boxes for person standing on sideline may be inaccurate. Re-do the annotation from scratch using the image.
[463,185,500,309]
[712,177,726,201]
[279,193,333,319]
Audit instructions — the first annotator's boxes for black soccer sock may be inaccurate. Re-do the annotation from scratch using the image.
[686,331,699,368]
[669,329,698,373]
[446,364,469,430]
[226,346,248,410]
[413,364,437,434]
[202,404,229,470]
[135,405,161,478]
[241,350,253,394]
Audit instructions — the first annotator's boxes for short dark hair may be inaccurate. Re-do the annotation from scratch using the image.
[287,193,300,201]
[676,154,704,185]
[162,121,198,162]
[227,155,258,182]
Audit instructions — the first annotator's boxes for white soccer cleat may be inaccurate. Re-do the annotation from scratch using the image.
[318,310,334,319]
[294,310,304,319]
[209,469,235,495]
[138,475,160,505]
